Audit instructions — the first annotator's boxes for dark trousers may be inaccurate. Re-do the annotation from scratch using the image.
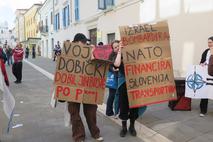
[25,52,29,58]
[68,102,100,141]
[106,88,117,116]
[200,99,208,114]
[32,52,36,58]
[118,83,138,121]
[12,62,23,82]
[6,55,13,65]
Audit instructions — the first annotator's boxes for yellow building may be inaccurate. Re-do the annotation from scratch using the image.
[24,4,42,40]
[24,4,42,55]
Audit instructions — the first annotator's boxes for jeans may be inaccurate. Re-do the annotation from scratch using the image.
[114,92,119,115]
[6,55,13,65]
[106,88,117,116]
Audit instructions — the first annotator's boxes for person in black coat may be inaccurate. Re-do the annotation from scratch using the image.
[32,46,36,59]
[199,36,213,117]
[25,47,29,59]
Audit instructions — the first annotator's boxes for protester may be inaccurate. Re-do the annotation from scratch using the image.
[106,40,120,118]
[5,45,13,66]
[67,33,103,142]
[208,48,213,76]
[25,46,29,59]
[12,43,24,84]
[113,41,147,137]
[199,36,213,117]
[32,46,36,59]
[53,41,61,61]
[98,42,104,46]
[0,46,9,86]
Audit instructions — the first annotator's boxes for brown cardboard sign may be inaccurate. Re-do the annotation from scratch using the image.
[119,21,177,108]
[54,42,108,104]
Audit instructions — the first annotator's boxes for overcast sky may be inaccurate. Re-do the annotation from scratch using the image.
[0,0,45,29]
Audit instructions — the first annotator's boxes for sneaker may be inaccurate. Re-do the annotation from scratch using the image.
[75,138,85,142]
[129,126,137,136]
[114,114,119,119]
[200,113,205,117]
[120,128,127,137]
[14,80,21,84]
[95,136,104,141]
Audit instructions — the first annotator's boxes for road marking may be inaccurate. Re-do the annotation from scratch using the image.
[24,59,173,142]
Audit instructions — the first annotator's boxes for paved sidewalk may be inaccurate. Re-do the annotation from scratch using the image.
[25,57,213,142]
[2,56,213,142]
[0,57,143,142]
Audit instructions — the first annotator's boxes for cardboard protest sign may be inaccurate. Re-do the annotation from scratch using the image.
[93,45,113,62]
[185,65,213,99]
[119,21,177,108]
[54,42,108,104]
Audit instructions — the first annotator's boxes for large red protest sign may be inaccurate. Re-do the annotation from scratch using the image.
[93,45,113,62]
[54,42,108,104]
[119,21,177,108]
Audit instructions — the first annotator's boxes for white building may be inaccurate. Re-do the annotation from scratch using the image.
[15,9,28,43]
[42,0,213,77]
[52,0,71,47]
[0,21,16,48]
[38,0,54,58]
[140,0,213,76]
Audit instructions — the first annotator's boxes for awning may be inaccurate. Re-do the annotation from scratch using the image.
[21,38,41,45]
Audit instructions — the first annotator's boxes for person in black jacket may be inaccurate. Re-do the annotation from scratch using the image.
[199,36,213,117]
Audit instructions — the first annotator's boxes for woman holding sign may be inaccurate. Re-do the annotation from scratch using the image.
[106,40,120,118]
[113,42,146,137]
[199,36,213,117]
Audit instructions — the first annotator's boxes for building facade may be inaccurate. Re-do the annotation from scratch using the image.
[38,0,54,58]
[52,0,71,51]
[140,0,213,76]
[15,9,27,43]
[24,4,42,55]
[38,0,213,77]
[24,4,42,40]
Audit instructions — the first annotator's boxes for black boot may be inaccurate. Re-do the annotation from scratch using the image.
[129,120,137,136]
[120,121,127,137]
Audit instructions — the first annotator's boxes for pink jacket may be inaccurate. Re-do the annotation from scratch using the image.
[12,47,24,63]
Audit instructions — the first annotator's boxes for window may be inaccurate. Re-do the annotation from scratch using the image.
[45,17,48,32]
[107,33,115,44]
[106,0,114,7]
[50,12,53,24]
[89,28,97,45]
[54,13,60,31]
[55,0,58,5]
[98,0,106,10]
[39,20,43,32]
[75,0,79,21]
[63,5,70,28]
[98,0,114,10]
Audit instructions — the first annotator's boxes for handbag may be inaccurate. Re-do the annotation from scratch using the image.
[106,71,118,89]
